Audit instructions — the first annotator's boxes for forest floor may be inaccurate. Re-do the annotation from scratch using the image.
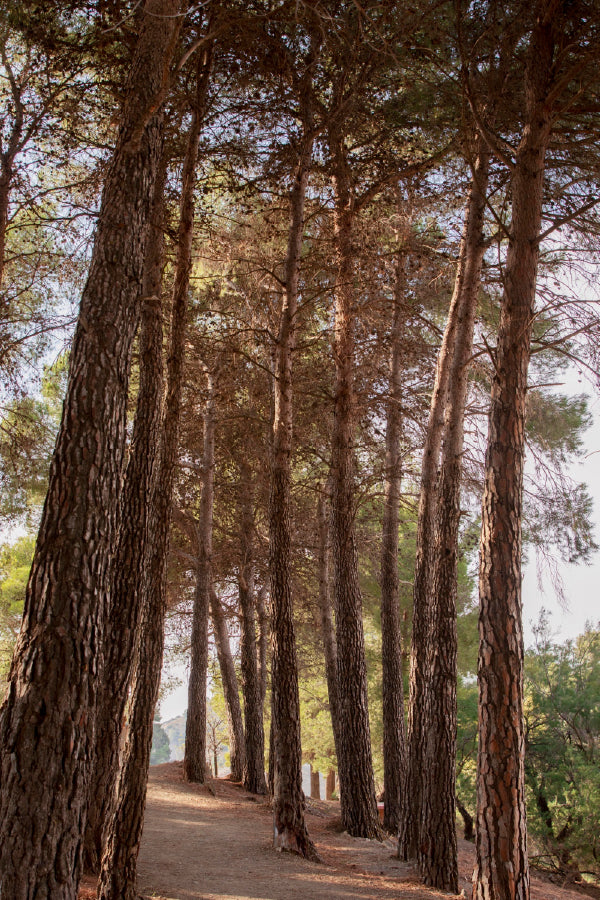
[79,761,598,900]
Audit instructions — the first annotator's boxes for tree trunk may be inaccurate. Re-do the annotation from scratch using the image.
[210,588,246,781]
[417,147,489,895]
[311,768,321,800]
[97,42,213,900]
[0,4,183,896]
[398,244,461,859]
[239,462,267,794]
[329,126,380,840]
[380,257,407,833]
[257,584,269,705]
[83,157,167,874]
[473,11,557,898]
[184,371,216,782]
[269,109,316,858]
[317,486,341,764]
[326,769,336,801]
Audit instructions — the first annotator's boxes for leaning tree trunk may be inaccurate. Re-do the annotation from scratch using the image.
[184,370,217,782]
[329,127,380,840]
[239,462,267,794]
[473,10,556,898]
[83,155,167,875]
[398,162,474,862]
[317,486,341,764]
[269,115,316,858]
[417,146,490,895]
[210,588,246,781]
[380,255,407,833]
[0,4,183,896]
[97,42,212,900]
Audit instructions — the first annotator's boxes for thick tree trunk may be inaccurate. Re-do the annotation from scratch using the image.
[473,11,556,898]
[417,147,490,894]
[184,372,216,782]
[269,117,316,858]
[380,269,407,833]
[83,158,167,874]
[0,5,183,896]
[317,487,341,763]
[97,43,212,900]
[329,128,381,840]
[239,463,267,794]
[210,588,246,781]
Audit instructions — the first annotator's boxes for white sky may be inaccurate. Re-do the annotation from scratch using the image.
[523,390,600,646]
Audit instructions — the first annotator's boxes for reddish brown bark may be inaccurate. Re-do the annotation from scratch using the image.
[310,768,321,800]
[0,4,183,896]
[473,8,559,898]
[418,147,490,894]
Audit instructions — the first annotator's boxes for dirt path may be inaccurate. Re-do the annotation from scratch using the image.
[80,762,595,900]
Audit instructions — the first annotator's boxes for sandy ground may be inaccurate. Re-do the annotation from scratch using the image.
[79,762,598,900]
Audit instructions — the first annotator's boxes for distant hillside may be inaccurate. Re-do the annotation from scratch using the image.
[162,711,186,761]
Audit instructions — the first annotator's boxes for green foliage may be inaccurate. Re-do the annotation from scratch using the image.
[524,614,600,880]
[0,356,67,528]
[150,720,171,766]
[0,534,35,679]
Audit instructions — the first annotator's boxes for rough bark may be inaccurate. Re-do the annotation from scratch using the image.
[328,125,381,840]
[380,270,407,833]
[418,147,490,894]
[269,114,316,857]
[398,261,460,858]
[97,41,212,900]
[239,462,267,794]
[210,588,246,782]
[0,4,183,896]
[83,157,167,874]
[317,487,341,764]
[184,370,216,782]
[473,10,557,898]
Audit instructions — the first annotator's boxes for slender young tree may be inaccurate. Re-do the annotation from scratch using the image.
[239,460,267,794]
[379,238,407,833]
[317,485,341,763]
[184,368,217,781]
[0,3,183,895]
[210,587,246,781]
